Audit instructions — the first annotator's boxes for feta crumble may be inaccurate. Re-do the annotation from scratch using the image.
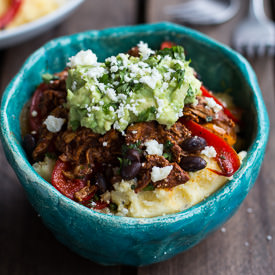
[144,140,163,156]
[201,146,217,158]
[102,142,108,147]
[205,97,223,113]
[43,115,65,133]
[151,166,173,182]
[67,50,98,67]
[31,110,38,117]
[138,41,155,60]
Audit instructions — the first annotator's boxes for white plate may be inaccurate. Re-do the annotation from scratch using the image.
[0,0,84,49]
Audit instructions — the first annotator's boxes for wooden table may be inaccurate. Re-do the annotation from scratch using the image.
[0,0,274,274]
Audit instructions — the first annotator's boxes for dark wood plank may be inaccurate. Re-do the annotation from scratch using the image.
[142,0,275,274]
[0,1,136,274]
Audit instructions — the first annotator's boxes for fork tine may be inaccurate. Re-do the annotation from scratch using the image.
[267,46,275,57]
[257,45,266,57]
[165,2,200,16]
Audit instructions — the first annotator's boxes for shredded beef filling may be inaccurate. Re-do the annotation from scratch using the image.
[26,69,238,207]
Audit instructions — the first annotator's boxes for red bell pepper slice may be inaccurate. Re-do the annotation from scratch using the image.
[184,120,240,177]
[94,201,109,210]
[160,41,176,50]
[29,83,47,133]
[200,85,239,123]
[0,0,23,29]
[51,160,87,200]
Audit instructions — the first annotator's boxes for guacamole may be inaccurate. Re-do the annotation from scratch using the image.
[66,42,201,134]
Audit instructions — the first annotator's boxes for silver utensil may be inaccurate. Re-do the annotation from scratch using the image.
[232,0,275,57]
[164,0,240,25]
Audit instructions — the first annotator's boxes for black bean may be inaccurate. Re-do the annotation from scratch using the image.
[22,134,36,159]
[104,166,113,181]
[121,161,141,180]
[95,173,108,194]
[181,136,207,152]
[180,156,207,172]
[125,149,141,162]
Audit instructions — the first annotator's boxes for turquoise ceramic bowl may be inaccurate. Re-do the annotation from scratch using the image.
[0,22,269,266]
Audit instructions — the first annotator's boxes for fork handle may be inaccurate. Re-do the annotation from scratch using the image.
[249,0,267,21]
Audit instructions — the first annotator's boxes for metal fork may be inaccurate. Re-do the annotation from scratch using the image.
[164,0,240,25]
[232,0,275,57]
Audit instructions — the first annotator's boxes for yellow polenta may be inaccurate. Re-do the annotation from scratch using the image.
[109,152,246,218]
[0,0,62,29]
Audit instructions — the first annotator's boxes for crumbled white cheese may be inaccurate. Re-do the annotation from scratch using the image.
[102,142,108,147]
[67,50,98,67]
[139,68,162,89]
[43,115,65,133]
[238,151,247,161]
[205,97,222,113]
[151,166,173,182]
[201,146,217,158]
[137,41,155,60]
[132,130,137,134]
[31,110,38,117]
[144,140,163,156]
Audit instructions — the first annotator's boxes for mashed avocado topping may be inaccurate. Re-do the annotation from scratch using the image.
[66,42,201,134]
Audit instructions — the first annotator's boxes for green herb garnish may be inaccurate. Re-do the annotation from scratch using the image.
[45,152,57,159]
[121,141,142,155]
[93,194,100,202]
[143,183,155,191]
[157,46,185,60]
[163,152,172,162]
[42,73,59,83]
[164,140,173,150]
[109,202,118,211]
[103,102,119,114]
[206,116,213,122]
[131,184,136,190]
[136,106,157,122]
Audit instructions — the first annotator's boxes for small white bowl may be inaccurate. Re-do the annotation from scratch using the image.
[0,0,84,49]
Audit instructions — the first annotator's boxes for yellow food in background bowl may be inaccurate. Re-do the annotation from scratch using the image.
[0,0,63,29]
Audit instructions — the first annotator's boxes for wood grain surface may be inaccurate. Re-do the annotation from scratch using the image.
[0,0,274,274]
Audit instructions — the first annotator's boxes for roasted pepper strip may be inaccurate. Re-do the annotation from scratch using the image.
[184,120,240,177]
[0,0,23,29]
[201,85,239,123]
[160,41,176,50]
[51,160,87,200]
[29,83,47,133]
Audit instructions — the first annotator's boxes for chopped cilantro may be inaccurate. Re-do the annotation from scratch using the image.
[93,194,100,202]
[136,107,156,122]
[163,152,172,162]
[45,152,57,159]
[157,46,185,60]
[143,183,155,191]
[103,102,119,114]
[121,141,142,155]
[117,83,132,95]
[206,116,213,122]
[109,202,118,211]
[99,74,110,85]
[42,73,59,83]
[131,184,136,190]
[164,140,173,150]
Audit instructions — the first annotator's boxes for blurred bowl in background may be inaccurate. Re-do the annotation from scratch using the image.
[0,0,84,49]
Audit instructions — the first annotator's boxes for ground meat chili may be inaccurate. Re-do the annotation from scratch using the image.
[22,42,241,213]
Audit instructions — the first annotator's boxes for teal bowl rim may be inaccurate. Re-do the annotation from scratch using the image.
[0,22,269,225]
